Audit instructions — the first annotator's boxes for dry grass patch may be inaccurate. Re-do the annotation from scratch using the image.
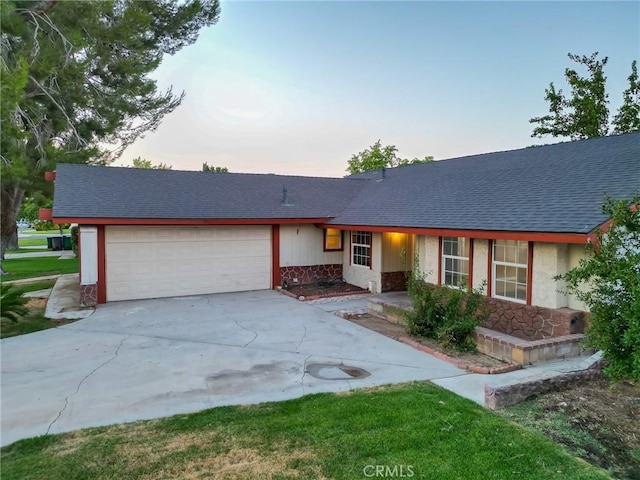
[148,446,326,480]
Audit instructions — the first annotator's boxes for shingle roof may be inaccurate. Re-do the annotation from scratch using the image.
[329,132,640,233]
[52,165,367,219]
[53,133,639,234]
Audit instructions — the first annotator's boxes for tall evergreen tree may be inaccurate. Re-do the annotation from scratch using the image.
[0,0,220,263]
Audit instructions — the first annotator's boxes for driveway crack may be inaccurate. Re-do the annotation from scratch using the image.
[206,296,258,347]
[46,335,128,435]
[295,325,307,353]
[301,354,312,396]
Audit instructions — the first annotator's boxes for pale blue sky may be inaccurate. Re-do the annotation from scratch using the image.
[122,1,640,177]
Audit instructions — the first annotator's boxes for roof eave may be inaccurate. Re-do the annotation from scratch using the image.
[325,224,592,244]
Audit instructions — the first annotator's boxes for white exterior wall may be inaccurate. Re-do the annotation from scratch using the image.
[279,224,342,266]
[342,231,382,293]
[567,243,589,311]
[531,243,569,309]
[381,232,413,273]
[472,239,489,291]
[415,235,439,284]
[79,226,98,285]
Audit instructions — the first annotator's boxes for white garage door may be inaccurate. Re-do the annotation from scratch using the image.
[106,226,271,302]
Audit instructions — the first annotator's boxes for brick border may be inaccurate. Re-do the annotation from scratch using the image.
[400,337,522,374]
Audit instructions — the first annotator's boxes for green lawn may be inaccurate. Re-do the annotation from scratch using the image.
[17,237,48,247]
[1,280,58,339]
[5,248,50,254]
[21,229,70,235]
[0,383,608,480]
[0,257,78,282]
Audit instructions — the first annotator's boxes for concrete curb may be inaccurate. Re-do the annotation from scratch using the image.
[2,275,62,285]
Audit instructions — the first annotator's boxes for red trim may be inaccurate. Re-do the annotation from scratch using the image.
[52,217,331,226]
[327,224,589,245]
[368,231,373,270]
[44,171,55,182]
[526,242,534,305]
[323,228,344,252]
[272,225,280,288]
[39,208,53,221]
[437,236,443,285]
[97,225,106,304]
[349,231,352,266]
[468,238,474,290]
[487,240,493,297]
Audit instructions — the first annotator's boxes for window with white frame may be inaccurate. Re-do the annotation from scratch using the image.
[351,231,372,267]
[493,239,528,302]
[442,237,469,288]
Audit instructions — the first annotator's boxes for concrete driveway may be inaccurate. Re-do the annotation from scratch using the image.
[1,290,466,446]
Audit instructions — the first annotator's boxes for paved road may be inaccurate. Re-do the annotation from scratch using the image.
[0,290,467,446]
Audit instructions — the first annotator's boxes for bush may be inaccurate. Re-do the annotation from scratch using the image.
[1,284,28,323]
[70,226,78,255]
[32,220,55,231]
[561,195,640,381]
[406,271,488,352]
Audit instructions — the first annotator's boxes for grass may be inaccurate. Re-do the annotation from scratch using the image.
[0,280,57,339]
[21,229,70,235]
[0,309,57,339]
[0,383,608,479]
[0,257,78,282]
[17,237,48,247]
[6,248,50,254]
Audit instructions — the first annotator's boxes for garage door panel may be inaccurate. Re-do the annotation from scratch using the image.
[106,226,271,301]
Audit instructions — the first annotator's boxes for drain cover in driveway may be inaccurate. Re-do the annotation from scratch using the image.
[305,363,371,380]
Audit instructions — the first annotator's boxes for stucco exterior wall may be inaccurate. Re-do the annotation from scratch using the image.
[279,224,342,266]
[416,235,439,284]
[472,239,489,291]
[531,243,569,309]
[567,243,589,311]
[342,231,382,293]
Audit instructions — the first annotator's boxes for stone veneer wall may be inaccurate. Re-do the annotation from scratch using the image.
[80,284,98,307]
[279,264,342,287]
[483,297,586,341]
[380,271,408,292]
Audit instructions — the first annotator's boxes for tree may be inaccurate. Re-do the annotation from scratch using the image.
[530,52,640,140]
[131,157,172,170]
[202,162,228,173]
[346,140,433,174]
[560,195,640,381]
[612,60,640,134]
[0,0,220,265]
[530,52,610,140]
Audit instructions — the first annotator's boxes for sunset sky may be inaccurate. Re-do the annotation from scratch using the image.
[121,1,639,177]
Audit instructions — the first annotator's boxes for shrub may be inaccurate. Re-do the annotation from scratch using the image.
[70,226,78,255]
[1,283,28,323]
[406,270,487,352]
[560,195,640,381]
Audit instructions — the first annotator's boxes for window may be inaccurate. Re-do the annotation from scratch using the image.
[351,231,372,267]
[324,228,343,251]
[442,237,469,288]
[493,240,528,302]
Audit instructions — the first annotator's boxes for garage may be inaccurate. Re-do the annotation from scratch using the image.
[105,226,272,301]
